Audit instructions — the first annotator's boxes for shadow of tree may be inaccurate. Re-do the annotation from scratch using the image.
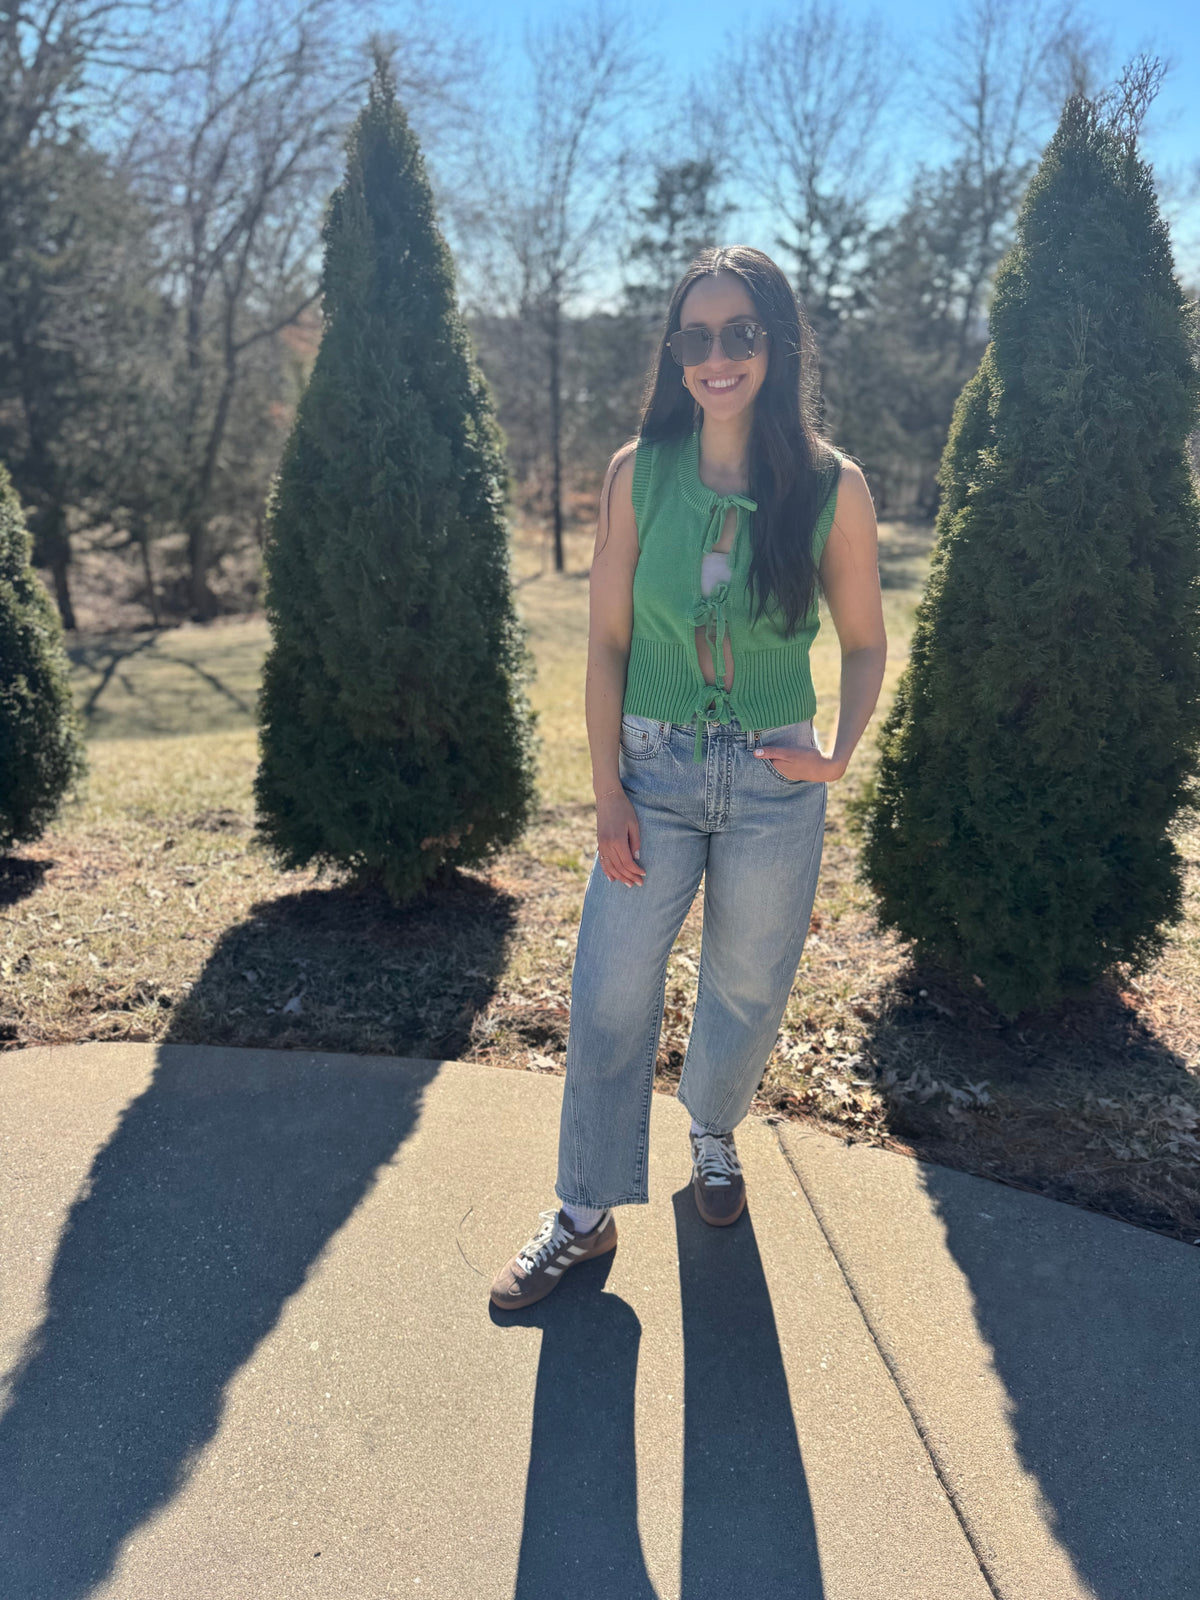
[0,856,50,908]
[858,960,1200,1242]
[0,1043,444,1599]
[67,634,161,721]
[846,950,1200,1588]
[150,650,254,716]
[163,870,520,1062]
[918,1162,1200,1600]
[65,627,264,738]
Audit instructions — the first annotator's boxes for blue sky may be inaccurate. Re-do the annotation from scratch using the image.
[432,0,1200,286]
[444,0,1198,163]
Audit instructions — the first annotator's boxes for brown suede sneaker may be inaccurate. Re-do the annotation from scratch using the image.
[490,1206,617,1310]
[689,1129,746,1226]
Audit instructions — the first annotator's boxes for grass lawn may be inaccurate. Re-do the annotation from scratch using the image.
[3,516,1199,1245]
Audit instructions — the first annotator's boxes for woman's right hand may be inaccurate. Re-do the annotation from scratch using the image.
[596,789,645,886]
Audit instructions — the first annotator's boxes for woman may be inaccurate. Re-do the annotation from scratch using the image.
[490,245,885,1310]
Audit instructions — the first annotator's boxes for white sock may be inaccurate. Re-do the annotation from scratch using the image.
[562,1201,606,1234]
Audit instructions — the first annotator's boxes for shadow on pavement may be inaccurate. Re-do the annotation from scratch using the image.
[920,1163,1200,1600]
[497,1252,659,1599]
[0,1043,442,1600]
[673,1188,823,1600]
[497,1191,824,1600]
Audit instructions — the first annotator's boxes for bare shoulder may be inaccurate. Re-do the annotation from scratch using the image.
[834,456,873,506]
[603,440,638,502]
[594,439,640,565]
[831,456,877,537]
[820,454,886,652]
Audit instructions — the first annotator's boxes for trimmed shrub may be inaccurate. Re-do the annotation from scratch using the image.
[858,95,1200,1019]
[0,461,85,850]
[255,56,538,903]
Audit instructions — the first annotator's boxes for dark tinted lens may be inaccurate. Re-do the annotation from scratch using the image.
[668,328,712,366]
[719,320,760,359]
[668,321,763,365]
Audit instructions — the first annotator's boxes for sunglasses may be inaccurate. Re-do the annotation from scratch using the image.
[668,318,768,367]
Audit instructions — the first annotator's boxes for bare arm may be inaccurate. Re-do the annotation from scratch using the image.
[586,445,646,885]
[753,458,887,782]
[819,460,888,777]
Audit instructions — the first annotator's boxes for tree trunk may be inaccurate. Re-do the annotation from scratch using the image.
[547,292,564,574]
[186,515,216,620]
[136,519,162,628]
[31,504,76,632]
[50,555,76,633]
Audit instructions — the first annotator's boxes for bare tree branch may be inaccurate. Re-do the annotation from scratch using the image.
[1097,52,1167,140]
[109,0,481,616]
[728,0,903,331]
[460,0,657,570]
[923,0,1110,360]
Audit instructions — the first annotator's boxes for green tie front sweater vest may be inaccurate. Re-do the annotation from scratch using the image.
[624,427,842,762]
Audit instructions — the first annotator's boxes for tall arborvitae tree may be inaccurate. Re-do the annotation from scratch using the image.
[0,461,85,849]
[859,94,1200,1019]
[255,55,538,904]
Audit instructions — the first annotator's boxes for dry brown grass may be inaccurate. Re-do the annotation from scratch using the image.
[4,514,1198,1246]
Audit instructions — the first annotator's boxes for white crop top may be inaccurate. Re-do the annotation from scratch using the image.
[700,549,732,597]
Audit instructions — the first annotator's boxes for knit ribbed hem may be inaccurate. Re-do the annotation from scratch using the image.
[624,638,818,732]
[733,649,819,724]
[623,639,709,725]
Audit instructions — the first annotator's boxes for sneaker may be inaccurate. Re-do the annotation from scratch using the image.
[490,1206,617,1310]
[689,1129,746,1226]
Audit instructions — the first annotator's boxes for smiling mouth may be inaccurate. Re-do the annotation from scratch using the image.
[701,375,745,392]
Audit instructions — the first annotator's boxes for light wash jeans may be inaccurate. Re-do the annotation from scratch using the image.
[555,711,827,1210]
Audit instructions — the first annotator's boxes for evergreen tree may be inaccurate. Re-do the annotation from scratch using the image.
[621,158,734,319]
[0,461,85,850]
[831,163,991,513]
[254,55,538,904]
[858,95,1200,1019]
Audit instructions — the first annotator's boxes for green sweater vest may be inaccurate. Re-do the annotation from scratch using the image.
[625,427,842,761]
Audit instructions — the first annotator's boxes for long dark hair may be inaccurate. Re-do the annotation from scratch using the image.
[637,245,840,636]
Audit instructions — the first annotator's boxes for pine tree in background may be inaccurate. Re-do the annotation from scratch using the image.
[255,54,538,903]
[859,94,1200,1019]
[0,461,85,850]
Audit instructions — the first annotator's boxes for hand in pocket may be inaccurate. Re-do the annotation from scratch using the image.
[754,724,836,783]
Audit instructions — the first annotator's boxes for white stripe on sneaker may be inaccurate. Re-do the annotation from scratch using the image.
[567,1245,587,1256]
[545,1265,563,1276]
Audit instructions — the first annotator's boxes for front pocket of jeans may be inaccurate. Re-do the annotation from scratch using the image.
[757,722,816,784]
[762,757,808,784]
[620,714,666,759]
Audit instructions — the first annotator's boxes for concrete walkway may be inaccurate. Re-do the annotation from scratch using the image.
[1,1042,1196,1600]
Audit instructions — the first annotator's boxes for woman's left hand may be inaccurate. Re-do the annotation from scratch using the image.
[754,746,847,782]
